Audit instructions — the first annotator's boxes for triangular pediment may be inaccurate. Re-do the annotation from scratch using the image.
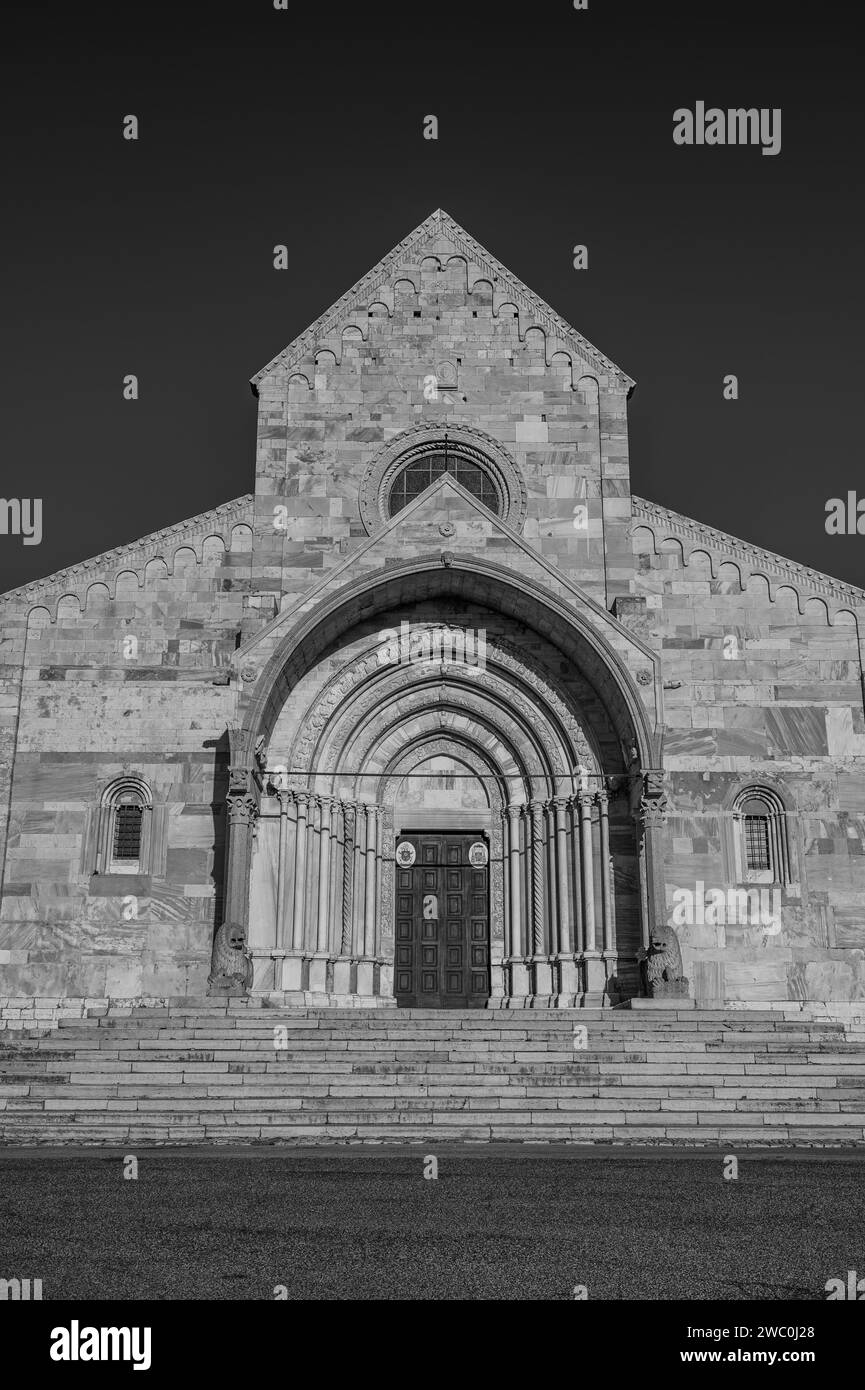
[250,208,633,392]
[235,476,658,682]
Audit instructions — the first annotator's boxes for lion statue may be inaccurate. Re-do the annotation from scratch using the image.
[638,925,689,998]
[208,920,253,994]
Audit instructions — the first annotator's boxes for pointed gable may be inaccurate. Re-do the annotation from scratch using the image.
[250,209,634,394]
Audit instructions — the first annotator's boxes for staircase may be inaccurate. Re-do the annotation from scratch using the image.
[2,1001,865,1145]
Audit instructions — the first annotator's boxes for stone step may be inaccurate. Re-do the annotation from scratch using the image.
[3,1003,865,1147]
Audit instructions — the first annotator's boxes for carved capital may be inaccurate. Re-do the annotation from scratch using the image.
[636,773,669,829]
[227,791,259,827]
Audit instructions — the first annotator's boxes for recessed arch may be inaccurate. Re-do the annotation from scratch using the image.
[240,557,660,775]
[230,558,664,1007]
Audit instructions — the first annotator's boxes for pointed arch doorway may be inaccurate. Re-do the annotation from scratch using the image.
[223,558,667,1009]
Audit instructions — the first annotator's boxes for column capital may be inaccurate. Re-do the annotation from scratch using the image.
[227,790,259,827]
[633,769,668,826]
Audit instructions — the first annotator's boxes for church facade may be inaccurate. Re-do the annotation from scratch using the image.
[1,210,864,1024]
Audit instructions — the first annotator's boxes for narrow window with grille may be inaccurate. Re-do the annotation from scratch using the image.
[112,802,143,861]
[743,813,771,871]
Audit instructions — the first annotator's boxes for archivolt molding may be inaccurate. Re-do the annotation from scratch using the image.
[242,555,661,776]
[632,497,865,615]
[284,628,601,792]
[322,683,552,793]
[350,696,537,792]
[380,737,504,810]
[357,423,528,536]
[491,636,600,770]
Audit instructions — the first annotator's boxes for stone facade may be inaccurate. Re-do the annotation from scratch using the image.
[1,210,863,1022]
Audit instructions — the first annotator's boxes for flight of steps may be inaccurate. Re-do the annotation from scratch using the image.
[2,1000,865,1145]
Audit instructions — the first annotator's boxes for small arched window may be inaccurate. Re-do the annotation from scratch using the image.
[732,787,790,885]
[95,777,152,875]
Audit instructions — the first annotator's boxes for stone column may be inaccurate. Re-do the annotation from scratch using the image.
[554,796,580,999]
[530,801,553,997]
[507,804,529,998]
[353,804,367,958]
[333,802,355,995]
[597,789,613,954]
[530,803,545,953]
[553,798,571,954]
[308,795,332,994]
[570,796,584,955]
[579,793,596,950]
[357,802,377,995]
[280,789,309,991]
[633,770,668,949]
[580,792,606,1000]
[374,805,384,950]
[209,762,260,994]
[222,766,260,929]
[274,788,289,947]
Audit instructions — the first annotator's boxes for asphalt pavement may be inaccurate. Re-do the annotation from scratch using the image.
[1,1145,862,1300]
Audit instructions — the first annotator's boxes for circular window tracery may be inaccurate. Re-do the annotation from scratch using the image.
[388,449,501,517]
[357,425,528,535]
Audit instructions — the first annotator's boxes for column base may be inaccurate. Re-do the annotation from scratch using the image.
[248,950,279,995]
[331,957,354,995]
[355,958,376,996]
[555,953,583,998]
[529,956,556,996]
[573,951,611,1008]
[277,952,304,992]
[507,958,532,998]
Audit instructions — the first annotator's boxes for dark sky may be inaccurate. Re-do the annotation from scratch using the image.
[1,0,862,594]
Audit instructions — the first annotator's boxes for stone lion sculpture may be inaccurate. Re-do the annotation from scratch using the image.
[208,920,253,994]
[638,925,689,998]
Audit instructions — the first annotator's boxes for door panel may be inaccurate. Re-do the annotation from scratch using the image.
[394,833,490,1008]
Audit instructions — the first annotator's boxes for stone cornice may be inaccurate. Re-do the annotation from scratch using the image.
[250,209,634,392]
[632,496,865,609]
[0,495,255,609]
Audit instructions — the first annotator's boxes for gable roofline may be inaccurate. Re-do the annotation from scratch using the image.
[631,496,865,608]
[0,494,255,608]
[249,208,635,393]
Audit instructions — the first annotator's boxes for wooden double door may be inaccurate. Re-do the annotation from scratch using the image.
[394,833,490,1008]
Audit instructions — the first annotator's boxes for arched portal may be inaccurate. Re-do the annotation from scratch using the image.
[218,560,667,1007]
